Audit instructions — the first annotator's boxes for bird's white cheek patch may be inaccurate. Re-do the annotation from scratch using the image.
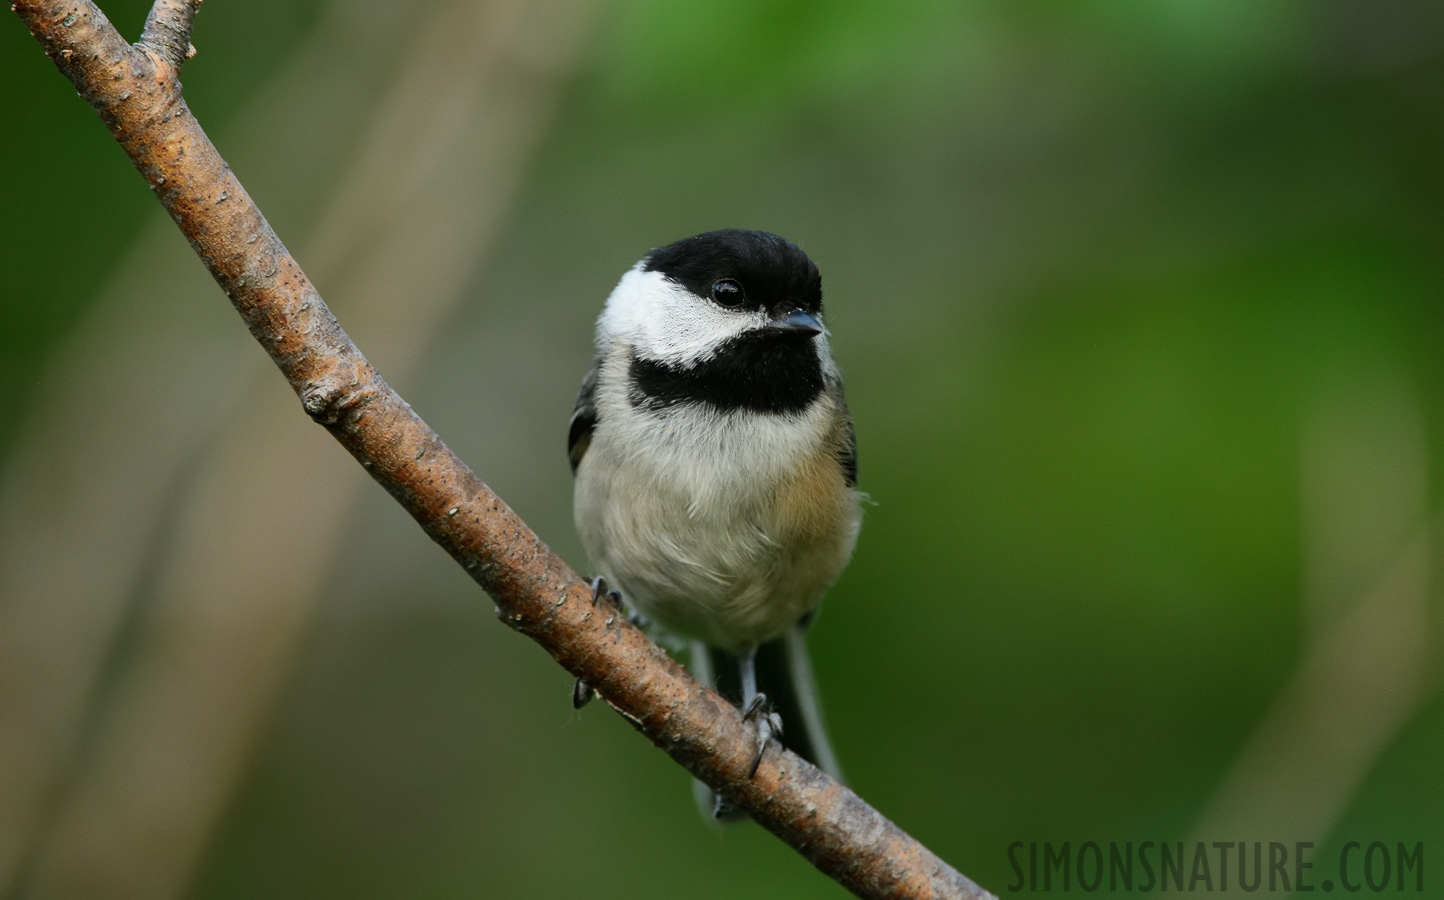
[598,267,764,367]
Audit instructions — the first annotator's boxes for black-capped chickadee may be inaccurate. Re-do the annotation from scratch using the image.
[568,229,861,816]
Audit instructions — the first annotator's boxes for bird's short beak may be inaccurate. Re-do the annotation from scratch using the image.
[768,309,824,336]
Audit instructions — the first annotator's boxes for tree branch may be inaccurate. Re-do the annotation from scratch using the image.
[10,3,996,898]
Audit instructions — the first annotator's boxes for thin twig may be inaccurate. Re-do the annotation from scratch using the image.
[10,2,996,897]
[137,0,200,69]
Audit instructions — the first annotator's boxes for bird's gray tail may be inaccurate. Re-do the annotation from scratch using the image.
[689,623,843,821]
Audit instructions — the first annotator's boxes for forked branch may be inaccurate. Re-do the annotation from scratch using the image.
[10,3,996,898]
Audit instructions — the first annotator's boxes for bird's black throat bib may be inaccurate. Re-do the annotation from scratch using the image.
[628,331,824,415]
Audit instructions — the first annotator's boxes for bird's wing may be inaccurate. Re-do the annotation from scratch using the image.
[567,354,601,474]
[839,412,858,488]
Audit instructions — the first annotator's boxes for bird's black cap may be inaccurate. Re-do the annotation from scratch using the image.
[643,229,823,317]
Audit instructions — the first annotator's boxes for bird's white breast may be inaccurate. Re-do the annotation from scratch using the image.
[573,348,859,650]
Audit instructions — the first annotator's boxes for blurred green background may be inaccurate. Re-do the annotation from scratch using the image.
[4,0,1444,897]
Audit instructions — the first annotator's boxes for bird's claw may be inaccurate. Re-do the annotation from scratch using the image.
[572,677,595,709]
[589,575,623,610]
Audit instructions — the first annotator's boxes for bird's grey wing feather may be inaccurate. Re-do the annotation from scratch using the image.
[840,413,858,488]
[825,375,858,489]
[568,355,601,474]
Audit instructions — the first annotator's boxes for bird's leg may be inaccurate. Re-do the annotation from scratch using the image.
[572,576,624,709]
[738,647,783,778]
[739,645,759,708]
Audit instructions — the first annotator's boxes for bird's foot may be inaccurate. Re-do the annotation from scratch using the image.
[573,576,631,709]
[709,694,783,819]
[741,692,784,778]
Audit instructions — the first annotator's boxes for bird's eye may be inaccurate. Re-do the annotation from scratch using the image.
[711,279,745,308]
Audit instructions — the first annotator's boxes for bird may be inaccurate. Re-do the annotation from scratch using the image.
[567,229,861,817]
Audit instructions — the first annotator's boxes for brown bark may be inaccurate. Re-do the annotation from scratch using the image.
[10,3,996,898]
